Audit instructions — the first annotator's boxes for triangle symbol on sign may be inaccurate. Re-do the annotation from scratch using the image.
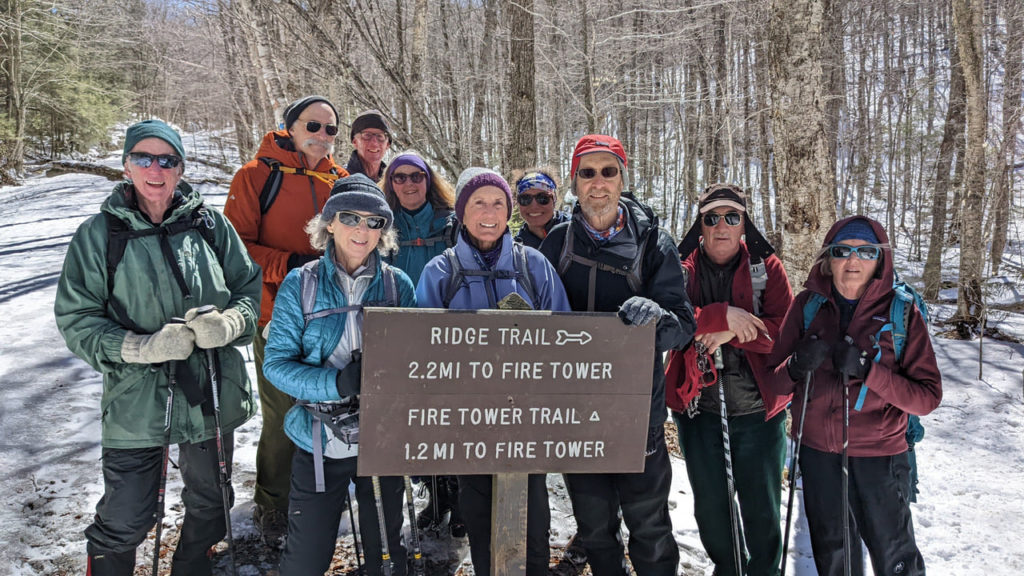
[589,411,600,422]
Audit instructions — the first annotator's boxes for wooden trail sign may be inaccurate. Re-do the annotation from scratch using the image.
[357,308,656,476]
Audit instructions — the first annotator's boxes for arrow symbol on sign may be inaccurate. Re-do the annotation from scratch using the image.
[556,330,592,346]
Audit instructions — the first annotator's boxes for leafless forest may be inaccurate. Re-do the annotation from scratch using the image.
[2,0,1021,335]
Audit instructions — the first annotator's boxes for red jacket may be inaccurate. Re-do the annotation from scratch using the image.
[224,130,347,327]
[765,216,942,457]
[665,242,793,420]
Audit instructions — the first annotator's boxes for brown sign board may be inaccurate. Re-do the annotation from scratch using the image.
[358,308,655,476]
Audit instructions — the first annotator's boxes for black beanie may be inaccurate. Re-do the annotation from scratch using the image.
[283,95,339,129]
[349,109,392,142]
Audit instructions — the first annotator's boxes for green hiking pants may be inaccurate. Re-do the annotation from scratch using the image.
[673,409,786,576]
[253,329,295,512]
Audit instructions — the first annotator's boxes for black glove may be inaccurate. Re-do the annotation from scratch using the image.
[787,336,830,382]
[336,353,362,396]
[287,252,319,270]
[833,339,871,380]
[618,296,664,326]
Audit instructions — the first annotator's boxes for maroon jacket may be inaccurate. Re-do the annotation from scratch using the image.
[765,216,942,457]
[666,242,794,420]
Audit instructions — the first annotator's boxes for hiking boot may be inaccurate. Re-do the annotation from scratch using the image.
[253,504,289,549]
[563,533,587,567]
[449,520,467,538]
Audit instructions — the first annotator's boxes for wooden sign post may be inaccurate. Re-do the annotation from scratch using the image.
[359,308,655,574]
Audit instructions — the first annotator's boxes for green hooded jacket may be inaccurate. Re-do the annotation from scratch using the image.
[54,180,262,449]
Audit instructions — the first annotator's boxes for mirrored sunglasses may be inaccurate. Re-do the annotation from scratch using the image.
[304,121,338,136]
[337,211,387,230]
[128,152,181,170]
[517,193,553,206]
[702,212,743,227]
[828,244,881,260]
[391,172,427,185]
[576,166,620,180]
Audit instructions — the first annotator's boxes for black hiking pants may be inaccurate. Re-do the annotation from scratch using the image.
[565,425,679,576]
[459,473,551,575]
[85,434,234,576]
[800,446,925,576]
[279,449,407,576]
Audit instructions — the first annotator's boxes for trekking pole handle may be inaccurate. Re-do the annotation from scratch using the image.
[713,347,724,370]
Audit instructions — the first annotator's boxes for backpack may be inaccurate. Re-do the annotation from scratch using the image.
[441,243,538,309]
[105,204,219,334]
[257,157,340,214]
[105,203,222,412]
[555,194,655,311]
[293,258,401,492]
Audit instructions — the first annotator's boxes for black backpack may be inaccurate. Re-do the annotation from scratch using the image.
[256,157,340,214]
[104,204,220,333]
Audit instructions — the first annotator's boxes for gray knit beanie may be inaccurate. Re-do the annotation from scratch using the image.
[454,167,513,221]
[322,173,394,230]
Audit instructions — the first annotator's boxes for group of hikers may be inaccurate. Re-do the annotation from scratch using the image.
[54,93,942,576]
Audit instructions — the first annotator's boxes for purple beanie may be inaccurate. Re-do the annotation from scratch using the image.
[454,167,513,221]
[386,153,432,190]
[833,219,879,244]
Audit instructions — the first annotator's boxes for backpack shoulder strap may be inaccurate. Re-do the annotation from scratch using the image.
[442,248,463,308]
[258,157,285,215]
[802,293,827,334]
[378,262,400,307]
[299,259,363,326]
[512,243,538,308]
[556,221,575,278]
[749,256,768,316]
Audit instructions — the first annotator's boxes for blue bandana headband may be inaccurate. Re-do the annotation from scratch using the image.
[516,172,557,196]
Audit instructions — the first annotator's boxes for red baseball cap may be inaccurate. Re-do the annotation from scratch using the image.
[570,134,628,177]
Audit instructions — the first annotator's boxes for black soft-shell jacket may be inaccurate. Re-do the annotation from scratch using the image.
[540,196,696,428]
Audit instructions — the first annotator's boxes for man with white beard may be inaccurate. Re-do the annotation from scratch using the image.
[224,95,348,548]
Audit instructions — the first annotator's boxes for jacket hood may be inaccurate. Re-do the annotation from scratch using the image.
[676,210,775,262]
[804,215,894,300]
[257,129,338,171]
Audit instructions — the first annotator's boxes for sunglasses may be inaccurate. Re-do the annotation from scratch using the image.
[357,131,388,144]
[702,212,742,227]
[828,244,881,260]
[517,193,553,206]
[302,121,339,136]
[391,172,427,185]
[128,152,182,170]
[336,211,387,230]
[576,166,620,179]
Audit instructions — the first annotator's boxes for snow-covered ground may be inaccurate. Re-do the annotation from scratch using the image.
[1,137,1022,575]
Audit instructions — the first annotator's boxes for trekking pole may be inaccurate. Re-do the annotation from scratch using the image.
[842,336,854,576]
[404,476,427,576]
[346,493,364,574]
[194,305,237,576]
[152,351,179,576]
[781,368,814,576]
[372,476,394,576]
[715,347,744,576]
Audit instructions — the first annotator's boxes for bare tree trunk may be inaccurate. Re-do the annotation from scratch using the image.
[470,0,498,166]
[768,0,838,285]
[951,0,987,336]
[580,0,597,134]
[988,4,1022,275]
[2,0,25,175]
[922,18,964,299]
[504,0,537,171]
